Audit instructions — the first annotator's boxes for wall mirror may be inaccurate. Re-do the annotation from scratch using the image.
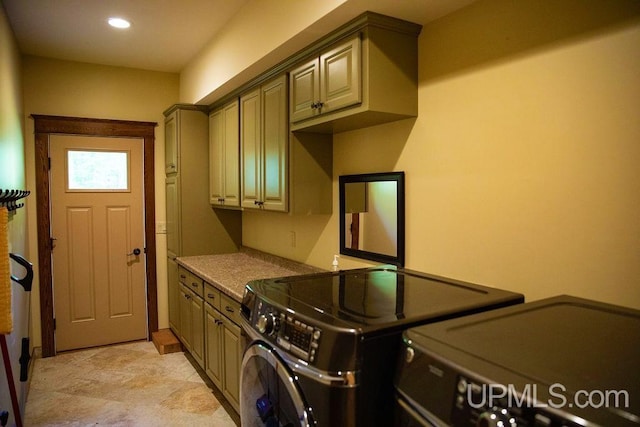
[339,172,405,266]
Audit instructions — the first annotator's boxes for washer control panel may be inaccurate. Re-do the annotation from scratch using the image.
[254,300,322,363]
[452,375,582,427]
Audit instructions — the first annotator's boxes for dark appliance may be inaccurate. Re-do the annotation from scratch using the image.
[240,266,524,426]
[394,295,640,427]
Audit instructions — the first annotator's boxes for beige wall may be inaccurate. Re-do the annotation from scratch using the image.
[241,2,640,309]
[180,0,349,104]
[179,0,479,104]
[0,4,28,424]
[0,8,24,190]
[22,57,179,347]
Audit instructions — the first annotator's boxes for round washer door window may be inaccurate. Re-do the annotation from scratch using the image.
[241,341,313,427]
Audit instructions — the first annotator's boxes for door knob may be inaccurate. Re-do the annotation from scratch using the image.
[127,248,141,256]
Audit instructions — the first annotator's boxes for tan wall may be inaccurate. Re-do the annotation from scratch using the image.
[180,0,348,104]
[0,8,24,189]
[22,57,179,347]
[242,2,640,309]
[0,4,28,424]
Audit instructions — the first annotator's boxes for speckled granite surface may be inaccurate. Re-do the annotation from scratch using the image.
[176,247,324,302]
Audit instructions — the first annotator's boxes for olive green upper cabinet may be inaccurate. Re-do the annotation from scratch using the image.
[163,103,242,256]
[209,100,241,208]
[289,12,422,133]
[290,35,361,123]
[240,74,288,212]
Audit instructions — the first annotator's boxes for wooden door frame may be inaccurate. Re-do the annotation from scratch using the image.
[32,115,158,357]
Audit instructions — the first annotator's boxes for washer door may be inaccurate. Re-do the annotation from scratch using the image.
[241,340,313,427]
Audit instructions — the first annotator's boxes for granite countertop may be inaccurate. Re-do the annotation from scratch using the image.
[176,247,325,302]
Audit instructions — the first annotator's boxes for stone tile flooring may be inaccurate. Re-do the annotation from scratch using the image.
[24,340,239,426]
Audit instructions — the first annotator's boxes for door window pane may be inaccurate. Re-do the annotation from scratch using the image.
[67,150,130,191]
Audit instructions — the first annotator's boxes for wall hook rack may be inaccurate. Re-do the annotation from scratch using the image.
[0,189,30,212]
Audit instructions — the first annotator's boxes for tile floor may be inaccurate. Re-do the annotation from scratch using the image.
[24,340,240,426]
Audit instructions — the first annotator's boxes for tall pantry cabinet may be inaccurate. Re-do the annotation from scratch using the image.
[164,104,241,336]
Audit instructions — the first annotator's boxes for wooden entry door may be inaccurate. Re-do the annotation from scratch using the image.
[50,135,147,351]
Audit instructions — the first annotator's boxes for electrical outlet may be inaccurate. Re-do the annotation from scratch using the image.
[156,221,167,234]
[289,231,296,248]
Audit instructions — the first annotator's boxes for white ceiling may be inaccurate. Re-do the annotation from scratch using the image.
[2,0,250,73]
[2,0,475,74]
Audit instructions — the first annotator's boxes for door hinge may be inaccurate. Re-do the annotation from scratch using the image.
[48,157,51,170]
[53,318,56,330]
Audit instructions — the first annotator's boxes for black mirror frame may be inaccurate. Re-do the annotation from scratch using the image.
[339,171,405,267]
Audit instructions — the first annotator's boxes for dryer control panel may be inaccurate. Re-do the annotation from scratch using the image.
[253,300,322,364]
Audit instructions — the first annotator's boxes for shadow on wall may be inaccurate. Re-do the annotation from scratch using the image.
[333,117,417,177]
[420,0,640,83]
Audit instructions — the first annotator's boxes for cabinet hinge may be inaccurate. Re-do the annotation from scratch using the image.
[48,157,51,170]
[53,318,56,330]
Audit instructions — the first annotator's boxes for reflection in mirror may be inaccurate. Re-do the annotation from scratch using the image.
[339,172,405,266]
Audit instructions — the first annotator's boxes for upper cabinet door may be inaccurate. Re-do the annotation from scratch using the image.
[319,35,361,115]
[289,35,361,125]
[241,75,288,212]
[240,88,262,209]
[209,109,224,204]
[165,111,178,174]
[261,75,288,212]
[223,101,241,206]
[209,100,240,207]
[289,58,319,123]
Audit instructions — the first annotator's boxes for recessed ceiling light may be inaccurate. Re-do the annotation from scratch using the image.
[108,17,131,29]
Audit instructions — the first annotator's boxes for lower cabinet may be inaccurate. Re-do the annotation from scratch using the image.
[221,315,242,411]
[177,265,205,369]
[168,257,180,334]
[205,303,223,389]
[178,283,205,369]
[178,285,193,349]
[204,289,242,413]
[175,266,242,414]
[189,289,205,368]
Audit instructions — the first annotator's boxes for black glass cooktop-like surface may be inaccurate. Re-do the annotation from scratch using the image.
[407,296,640,421]
[245,267,523,332]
